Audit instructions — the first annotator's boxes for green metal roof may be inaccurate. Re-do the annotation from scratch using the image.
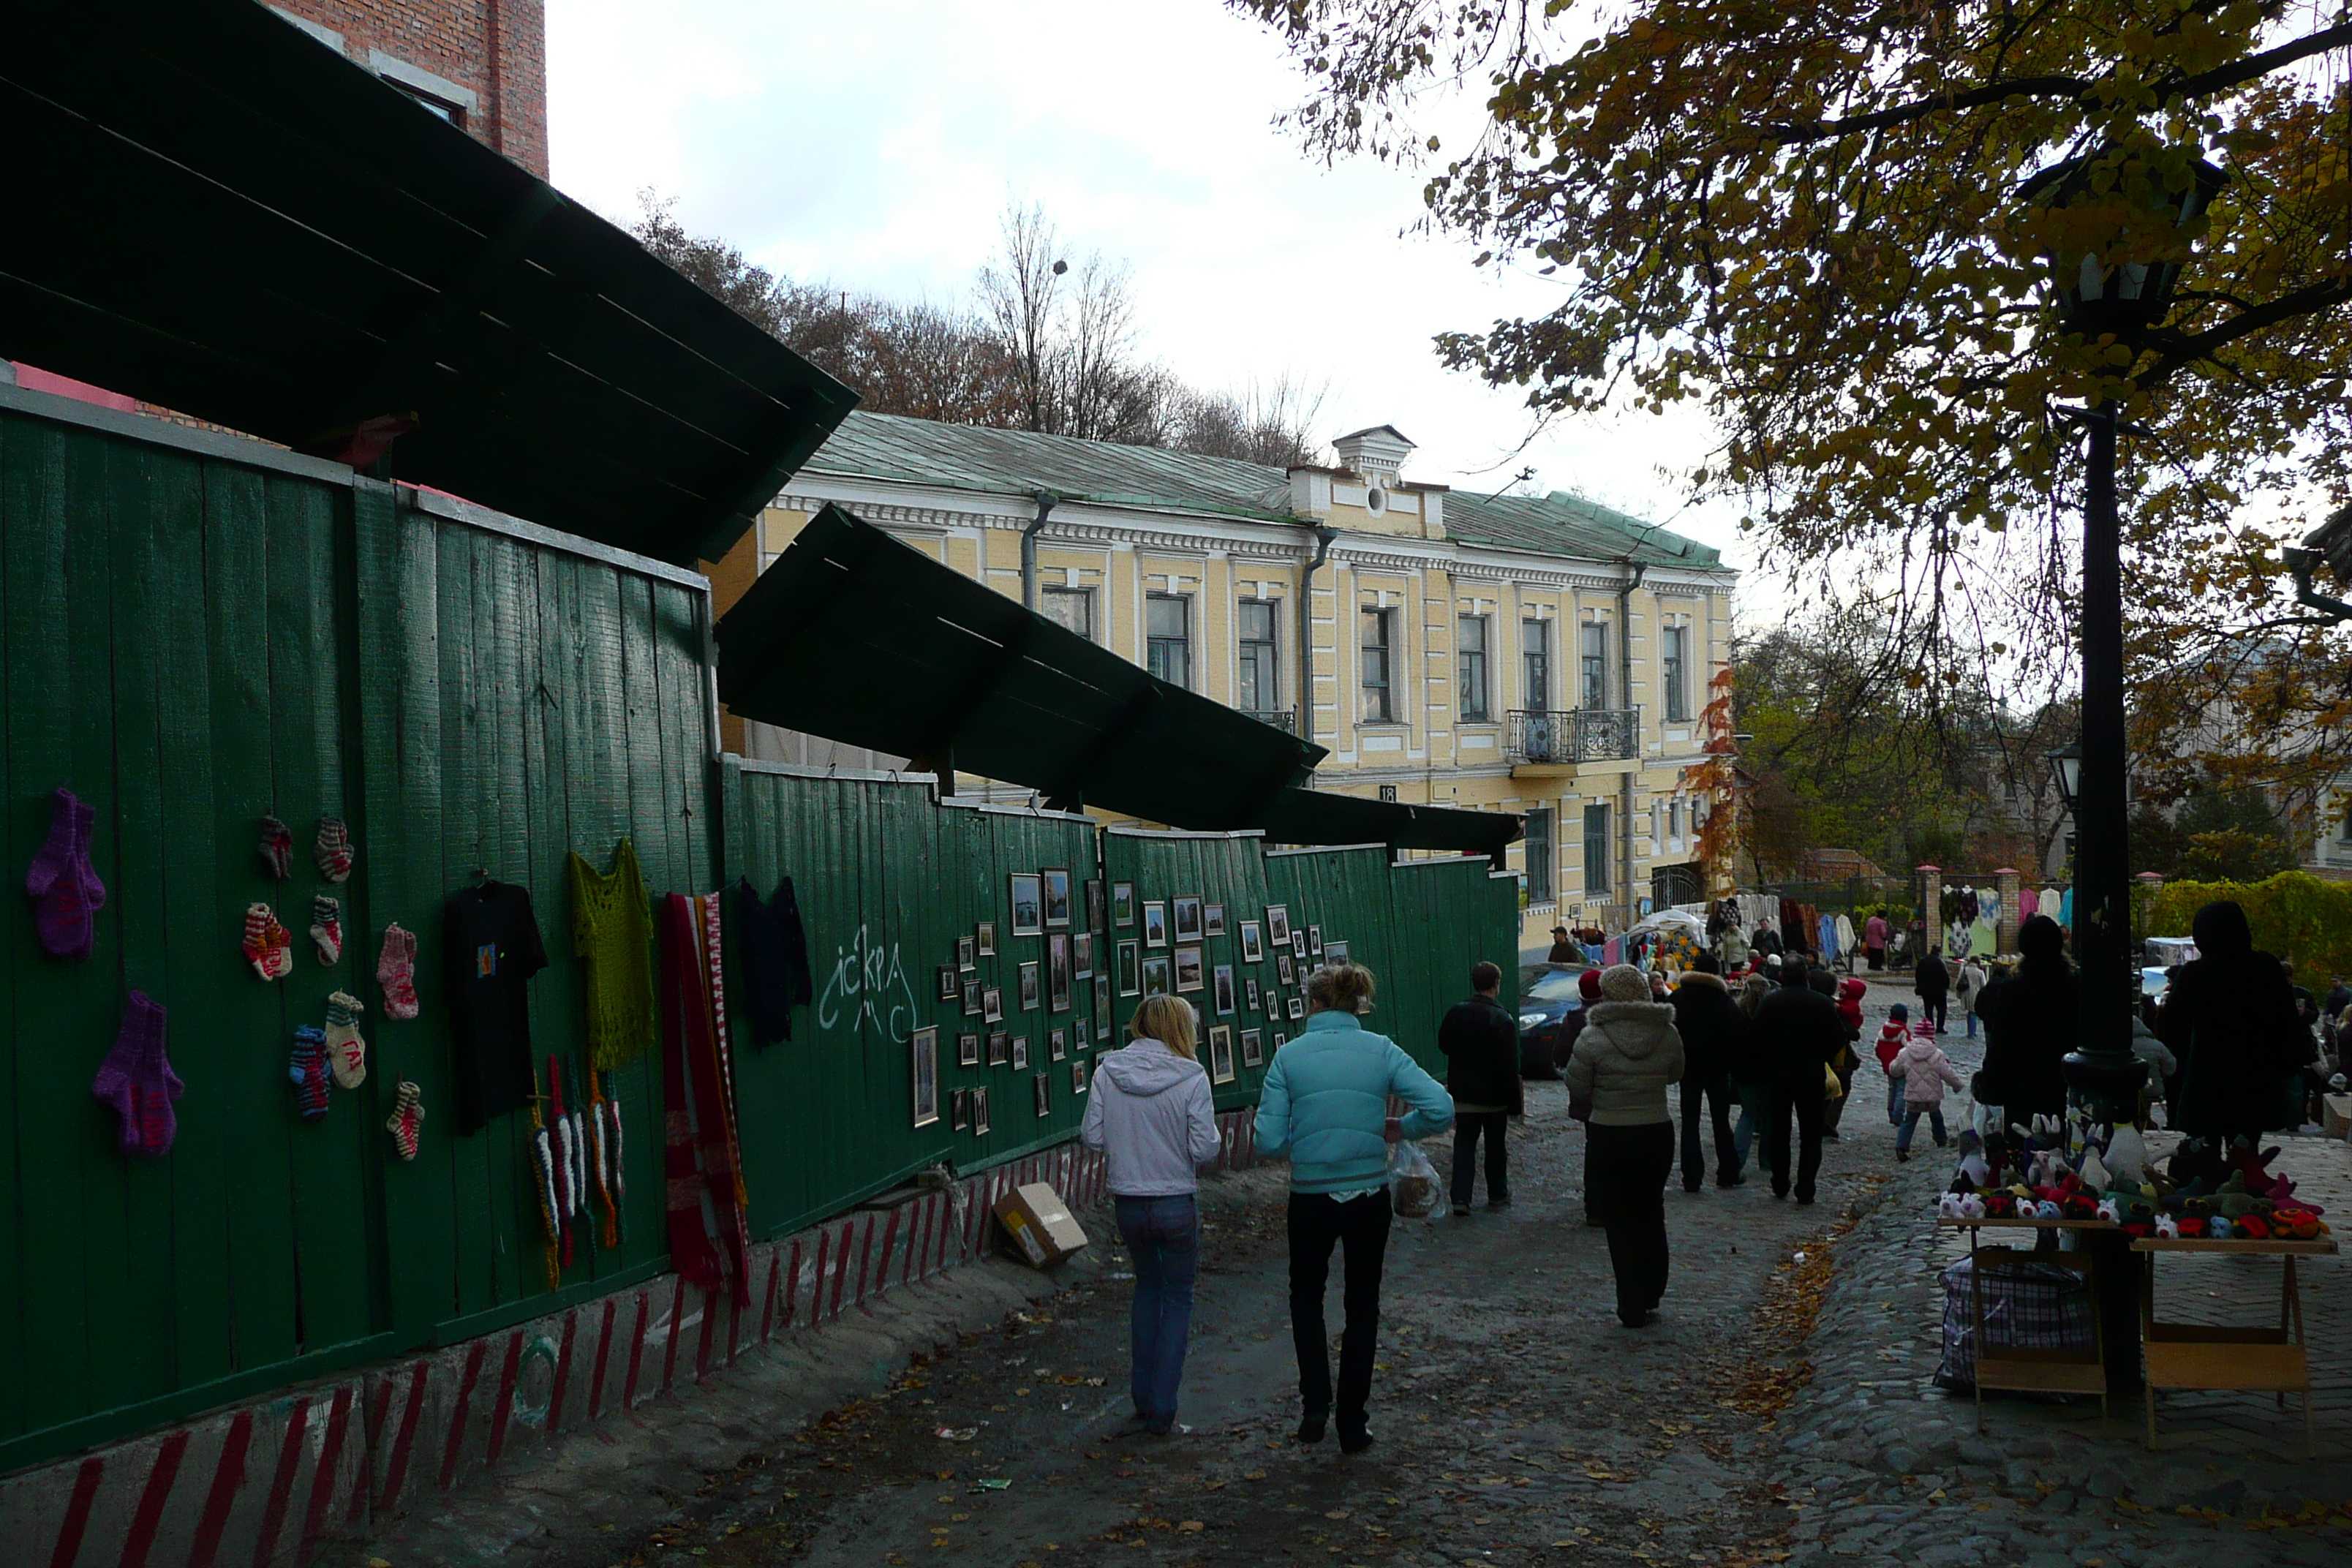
[0,0,854,567]
[803,411,1723,569]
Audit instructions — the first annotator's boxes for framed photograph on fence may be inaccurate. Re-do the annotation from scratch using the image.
[1142,900,1169,949]
[1143,955,1171,997]
[988,1030,1010,1066]
[1207,1025,1235,1085]
[963,978,984,1017]
[973,1088,991,1134]
[957,935,976,971]
[1074,1019,1090,1051]
[911,1027,940,1128]
[1017,962,1041,1011]
[938,964,958,1001]
[1308,925,1324,958]
[1326,941,1349,968]
[1174,946,1205,992]
[1071,1060,1088,1095]
[1205,903,1226,938]
[1293,930,1308,957]
[1050,1028,1068,1061]
[1085,878,1105,934]
[1114,882,1136,927]
[958,1031,981,1067]
[1048,933,1072,1011]
[1273,1032,1286,1053]
[1033,1071,1052,1118]
[1245,976,1261,1011]
[984,987,1004,1025]
[976,921,998,957]
[1117,939,1140,996]
[1012,1035,1030,1071]
[1213,964,1236,1017]
[951,1088,970,1130]
[1239,919,1264,963]
[1277,954,1294,986]
[1072,930,1094,981]
[1043,867,1073,928]
[1288,995,1305,1020]
[1172,896,1204,942]
[1094,975,1111,1019]
[1241,1028,1264,1068]
[1266,905,1292,945]
[1009,873,1044,936]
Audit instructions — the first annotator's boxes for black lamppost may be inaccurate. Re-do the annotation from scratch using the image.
[2019,148,2225,1127]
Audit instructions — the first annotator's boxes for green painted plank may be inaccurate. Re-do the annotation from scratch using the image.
[474,536,535,1306]
[0,414,18,1440]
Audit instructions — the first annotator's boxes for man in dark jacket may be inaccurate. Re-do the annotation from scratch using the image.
[2161,902,2310,1143]
[1752,923,1784,960]
[1752,965,1845,1203]
[1915,951,1951,1034]
[1669,954,1749,1191]
[1975,915,2077,1126]
[1546,924,1580,962]
[1439,961,1524,1212]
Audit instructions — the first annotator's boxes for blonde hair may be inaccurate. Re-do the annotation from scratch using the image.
[1305,962,1376,1016]
[1130,994,1198,1059]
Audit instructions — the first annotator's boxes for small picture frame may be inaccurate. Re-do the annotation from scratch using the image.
[1308,925,1324,958]
[1277,954,1294,986]
[1273,1031,1287,1054]
[957,935,977,972]
[1293,930,1308,958]
[1288,995,1306,1020]
[984,986,1005,1025]
[1213,963,1236,1017]
[962,977,984,1017]
[1326,940,1349,968]
[1143,955,1171,997]
[1072,930,1094,981]
[1009,872,1044,937]
[1071,1060,1088,1096]
[1019,962,1041,1011]
[1245,975,1261,1011]
[958,1030,981,1067]
[1050,1028,1068,1061]
[1033,1071,1052,1118]
[911,1026,940,1128]
[988,1030,1011,1066]
[1207,1025,1235,1085]
[1117,939,1142,997]
[1239,920,1264,964]
[1205,903,1226,938]
[1266,905,1292,945]
[1142,900,1169,949]
[1085,878,1106,934]
[973,1087,992,1134]
[1094,974,1111,1019]
[1175,946,1205,993]
[1113,882,1136,927]
[977,921,998,957]
[1172,896,1204,942]
[938,964,959,1001]
[1012,1035,1030,1071]
[1043,867,1073,929]
[1047,933,1072,1011]
[1241,1028,1264,1068]
[952,1087,970,1130]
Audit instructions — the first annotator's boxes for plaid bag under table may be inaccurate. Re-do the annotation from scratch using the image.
[1932,1253,2096,1394]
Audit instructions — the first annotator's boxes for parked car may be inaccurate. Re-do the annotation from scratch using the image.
[1516,963,1588,1078]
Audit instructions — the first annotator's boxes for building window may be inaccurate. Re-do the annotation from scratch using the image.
[1361,608,1395,723]
[1580,622,1609,709]
[1526,807,1554,903]
[1043,587,1093,641]
[1146,593,1191,689]
[1237,599,1280,712]
[1522,618,1550,710]
[1458,614,1490,722]
[1667,799,1683,843]
[1662,624,1689,723]
[1583,804,1611,894]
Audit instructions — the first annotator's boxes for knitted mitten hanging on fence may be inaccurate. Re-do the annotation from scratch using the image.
[257,816,294,881]
[244,903,293,981]
[325,990,368,1088]
[548,1055,578,1268]
[600,1068,627,1245]
[91,991,181,1156]
[377,922,419,1019]
[529,1064,562,1289]
[314,816,353,883]
[26,788,102,962]
[310,894,344,965]
[289,1025,331,1120]
[384,1079,425,1160]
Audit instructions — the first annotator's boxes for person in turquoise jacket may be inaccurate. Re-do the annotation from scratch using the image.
[1254,962,1453,1455]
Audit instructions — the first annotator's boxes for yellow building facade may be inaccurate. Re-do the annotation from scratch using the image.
[707,414,1736,957]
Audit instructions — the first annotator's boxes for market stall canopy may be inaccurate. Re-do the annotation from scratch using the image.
[0,0,853,566]
[718,506,1523,857]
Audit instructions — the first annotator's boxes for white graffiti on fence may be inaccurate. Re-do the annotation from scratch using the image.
[817,924,921,1042]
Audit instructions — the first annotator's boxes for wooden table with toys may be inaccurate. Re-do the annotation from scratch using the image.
[2133,1224,2335,1457]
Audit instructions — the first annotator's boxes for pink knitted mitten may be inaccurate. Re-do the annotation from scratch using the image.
[91,991,181,1156]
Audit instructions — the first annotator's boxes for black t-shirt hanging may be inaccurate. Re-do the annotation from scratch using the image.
[443,880,551,1134]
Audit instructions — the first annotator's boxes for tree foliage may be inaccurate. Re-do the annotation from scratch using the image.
[2136,869,2352,969]
[635,197,1328,466]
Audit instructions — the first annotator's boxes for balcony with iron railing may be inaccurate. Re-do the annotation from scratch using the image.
[1244,709,1296,735]
[1507,707,1641,767]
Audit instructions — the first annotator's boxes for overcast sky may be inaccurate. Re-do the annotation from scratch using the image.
[544,0,1757,587]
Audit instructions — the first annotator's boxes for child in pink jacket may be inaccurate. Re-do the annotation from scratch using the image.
[1891,1031,1967,1160]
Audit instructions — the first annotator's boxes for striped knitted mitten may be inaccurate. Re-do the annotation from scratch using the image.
[257,815,294,880]
[244,902,293,981]
[289,1025,331,1120]
[377,923,419,1019]
[385,1080,425,1160]
[314,817,353,883]
[310,894,344,965]
[325,990,368,1088]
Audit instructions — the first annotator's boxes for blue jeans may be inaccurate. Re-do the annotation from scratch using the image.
[1115,1194,1200,1429]
[1886,1075,1906,1126]
[1731,1082,1765,1171]
[1965,1011,1978,1039]
[1896,1107,1947,1152]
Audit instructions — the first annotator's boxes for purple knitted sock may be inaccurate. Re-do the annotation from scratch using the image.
[91,992,181,1156]
[24,788,75,899]
[72,794,105,910]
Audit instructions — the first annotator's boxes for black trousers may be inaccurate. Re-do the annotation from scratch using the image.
[1678,1071,1738,1189]
[1451,1111,1510,1205]
[1919,994,1948,1032]
[1288,1190,1393,1428]
[1585,1121,1675,1322]
[1760,1087,1826,1202]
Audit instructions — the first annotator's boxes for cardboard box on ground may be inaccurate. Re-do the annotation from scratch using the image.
[995,1182,1091,1266]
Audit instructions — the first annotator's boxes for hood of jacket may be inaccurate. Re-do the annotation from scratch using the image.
[2191,900,2253,959]
[1676,970,1727,995]
[1096,1039,1203,1097]
[1583,999,1679,1056]
[1837,978,1866,1001]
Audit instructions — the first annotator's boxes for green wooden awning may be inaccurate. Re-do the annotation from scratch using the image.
[0,0,853,566]
[717,506,1523,859]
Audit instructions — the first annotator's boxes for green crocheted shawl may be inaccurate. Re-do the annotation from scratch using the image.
[569,839,657,1068]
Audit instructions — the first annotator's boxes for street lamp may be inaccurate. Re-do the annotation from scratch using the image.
[2046,742,2082,810]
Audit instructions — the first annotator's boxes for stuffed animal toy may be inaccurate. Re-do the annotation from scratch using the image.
[2236,1213,2272,1241]
[2105,1126,2149,1183]
[1983,1192,2019,1219]
[2154,1213,2180,1240]
[2095,1197,2121,1224]
[2207,1215,2233,1239]
[2035,1199,2064,1221]
[2078,1149,2112,1190]
[1938,1192,1967,1220]
[2273,1207,2323,1240]
[1959,1193,1986,1221]
[2061,1192,2100,1221]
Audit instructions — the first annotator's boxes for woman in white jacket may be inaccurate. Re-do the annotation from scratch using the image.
[1081,994,1223,1434]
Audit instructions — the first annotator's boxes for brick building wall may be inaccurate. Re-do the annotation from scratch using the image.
[268,1,547,178]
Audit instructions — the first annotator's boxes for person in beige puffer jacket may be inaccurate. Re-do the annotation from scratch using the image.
[1564,965,1686,1327]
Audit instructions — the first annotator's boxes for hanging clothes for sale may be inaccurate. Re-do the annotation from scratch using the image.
[2017,886,2039,921]
[1779,896,1804,940]
[2059,888,2074,927]
[443,879,551,1134]
[569,839,657,1069]
[736,875,814,1047]
[1978,888,2002,928]
[1817,913,1839,962]
[1834,912,1855,956]
[659,892,753,1307]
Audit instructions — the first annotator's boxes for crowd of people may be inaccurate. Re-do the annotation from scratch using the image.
[1075,898,2343,1456]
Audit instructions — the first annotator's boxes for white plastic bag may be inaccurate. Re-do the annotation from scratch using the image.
[1388,1139,1448,1219]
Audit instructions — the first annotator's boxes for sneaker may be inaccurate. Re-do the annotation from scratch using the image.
[1896,1148,1910,1163]
[1487,1197,1511,1209]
